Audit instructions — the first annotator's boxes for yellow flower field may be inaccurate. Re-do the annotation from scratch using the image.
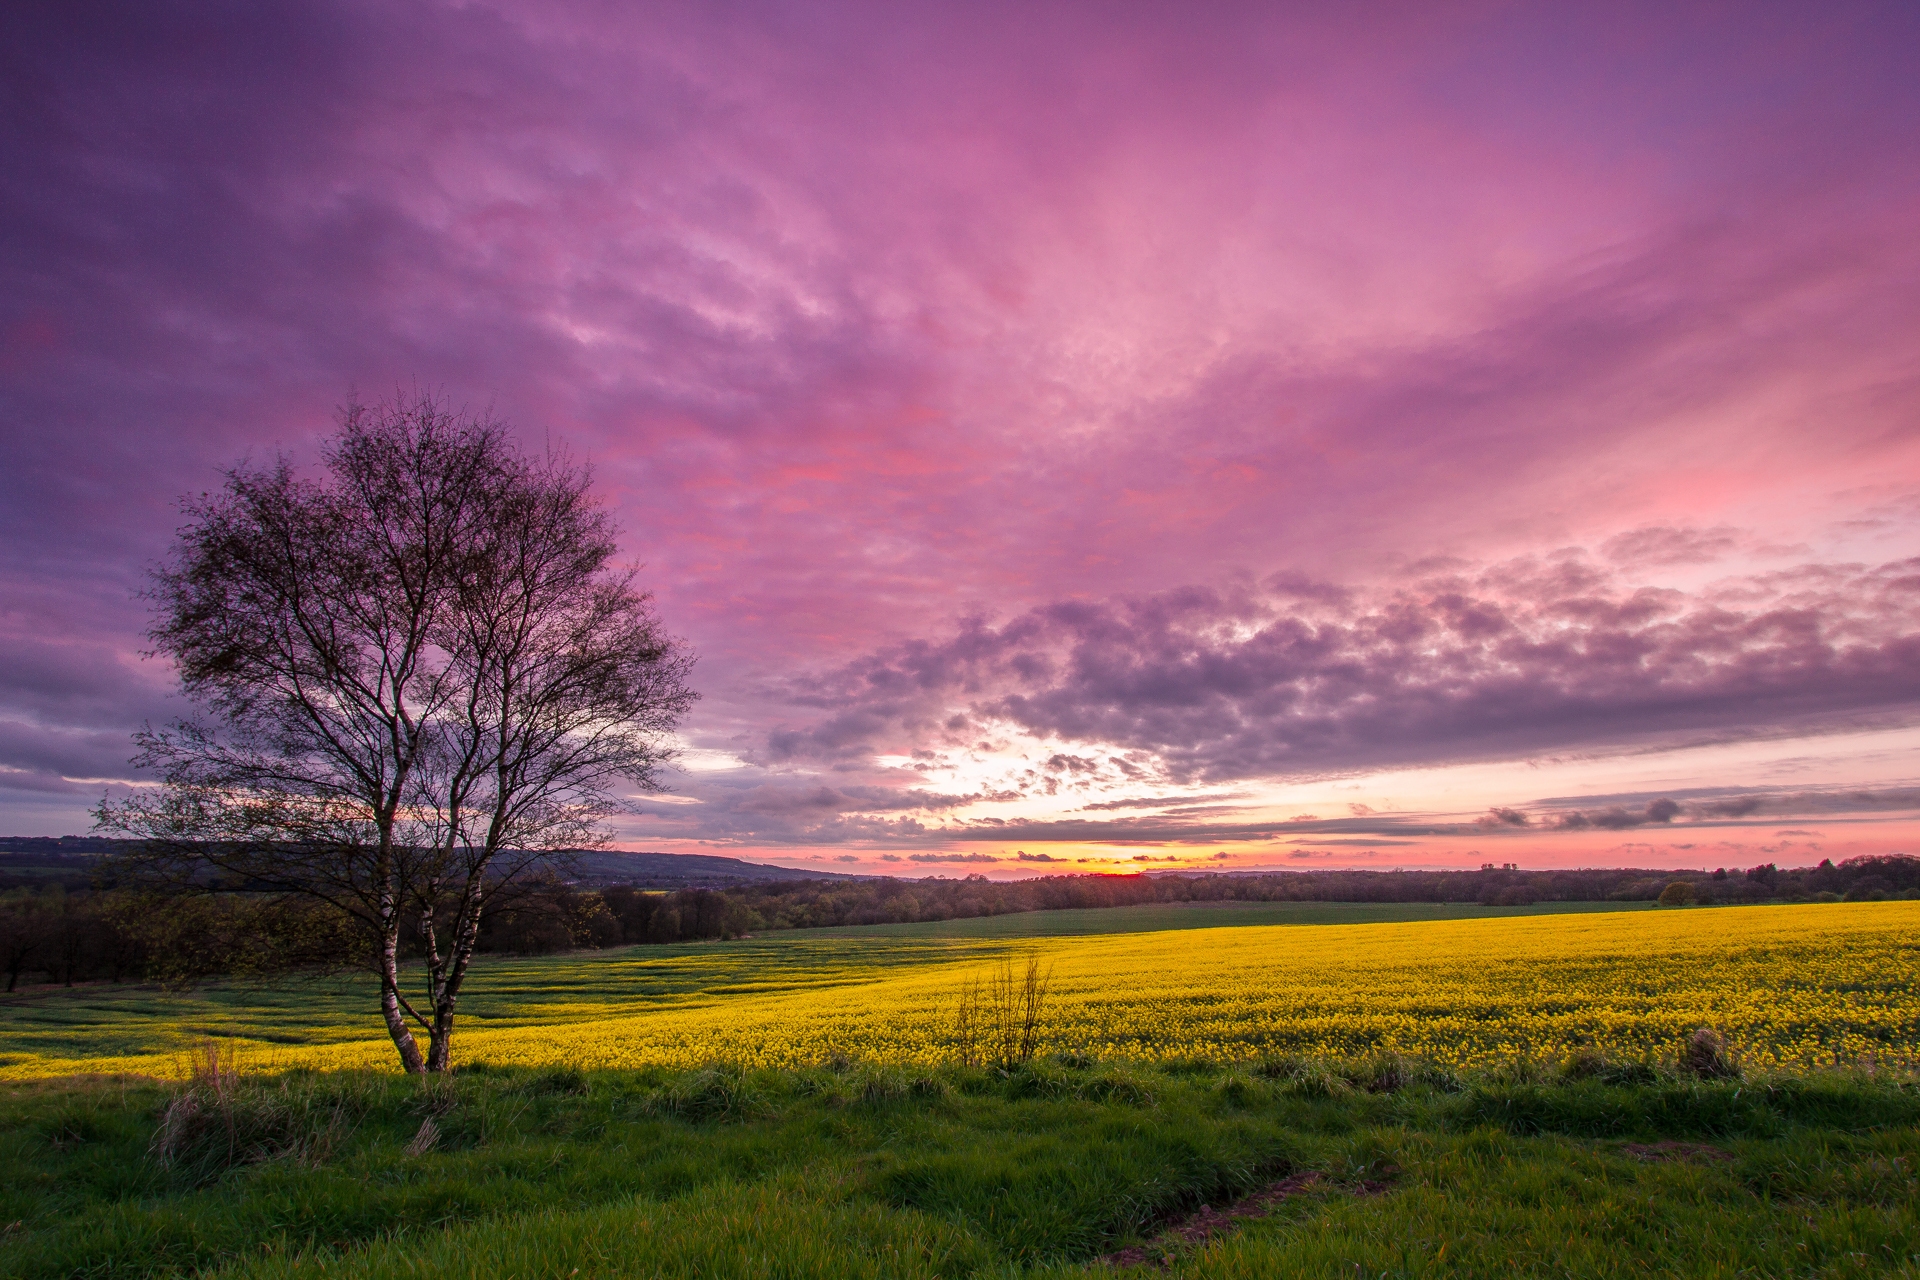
[7,901,1917,1079]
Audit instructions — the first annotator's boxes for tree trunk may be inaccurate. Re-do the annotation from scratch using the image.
[422,903,482,1073]
[378,933,426,1074]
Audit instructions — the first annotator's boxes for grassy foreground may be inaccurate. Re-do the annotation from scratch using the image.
[3,1055,1918,1278]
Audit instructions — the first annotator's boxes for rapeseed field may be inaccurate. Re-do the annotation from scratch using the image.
[7,901,1913,1080]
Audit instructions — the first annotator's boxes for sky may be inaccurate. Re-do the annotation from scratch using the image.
[2,0,1917,876]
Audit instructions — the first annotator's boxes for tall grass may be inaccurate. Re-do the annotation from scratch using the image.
[3,1045,1918,1279]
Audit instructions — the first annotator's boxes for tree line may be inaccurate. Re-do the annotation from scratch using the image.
[653,856,1920,930]
[5,856,1913,992]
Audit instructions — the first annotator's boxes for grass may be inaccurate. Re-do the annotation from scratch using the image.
[1,1056,1916,1278]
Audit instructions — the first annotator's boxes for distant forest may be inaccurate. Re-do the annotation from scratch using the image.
[1,840,1915,991]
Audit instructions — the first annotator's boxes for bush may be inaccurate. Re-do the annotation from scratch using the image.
[150,1042,354,1183]
[1358,1052,1411,1093]
[1658,881,1696,906]
[1681,1028,1740,1081]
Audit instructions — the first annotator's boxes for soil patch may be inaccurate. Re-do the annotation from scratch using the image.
[1097,1168,1396,1269]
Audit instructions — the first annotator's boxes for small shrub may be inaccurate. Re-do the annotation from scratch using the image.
[149,1042,352,1183]
[1359,1052,1411,1094]
[949,955,1052,1069]
[1658,881,1696,907]
[1682,1028,1740,1081]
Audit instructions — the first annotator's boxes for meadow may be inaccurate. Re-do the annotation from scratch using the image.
[4,899,1918,1278]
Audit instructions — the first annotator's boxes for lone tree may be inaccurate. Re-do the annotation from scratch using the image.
[100,395,696,1072]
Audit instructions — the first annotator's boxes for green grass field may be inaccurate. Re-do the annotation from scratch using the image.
[2,1057,1916,1278]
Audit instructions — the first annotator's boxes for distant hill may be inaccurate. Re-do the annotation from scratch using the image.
[0,838,860,891]
[559,849,863,888]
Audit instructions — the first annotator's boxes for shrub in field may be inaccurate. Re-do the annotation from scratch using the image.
[1659,881,1696,906]
[1358,1052,1413,1093]
[150,1041,355,1182]
[949,954,1051,1069]
[1682,1027,1740,1080]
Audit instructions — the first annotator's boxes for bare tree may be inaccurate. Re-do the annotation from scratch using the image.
[100,395,696,1072]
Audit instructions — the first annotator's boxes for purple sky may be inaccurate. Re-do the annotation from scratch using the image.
[3,1,1918,874]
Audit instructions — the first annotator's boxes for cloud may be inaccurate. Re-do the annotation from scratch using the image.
[765,555,1920,785]
[1601,526,1741,567]
[1480,807,1531,827]
[1702,796,1764,817]
[907,852,1000,863]
[1557,798,1681,830]
[1015,850,1063,862]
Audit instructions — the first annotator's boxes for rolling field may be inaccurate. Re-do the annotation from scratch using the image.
[3,900,1913,1080]
[785,897,1657,938]
[4,899,1920,1278]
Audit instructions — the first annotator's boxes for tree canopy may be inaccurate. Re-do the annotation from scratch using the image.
[101,395,697,1071]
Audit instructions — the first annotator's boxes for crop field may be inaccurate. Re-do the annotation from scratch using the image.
[788,897,1656,938]
[3,900,1914,1081]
